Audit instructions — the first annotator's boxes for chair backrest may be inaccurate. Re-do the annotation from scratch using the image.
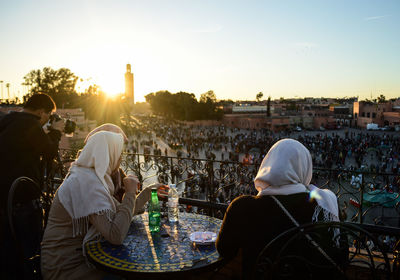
[7,176,43,279]
[253,222,392,280]
[393,240,400,280]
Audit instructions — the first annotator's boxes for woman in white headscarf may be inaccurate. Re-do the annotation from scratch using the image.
[216,138,339,279]
[41,130,164,280]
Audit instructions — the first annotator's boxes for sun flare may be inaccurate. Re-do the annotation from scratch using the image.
[76,72,125,99]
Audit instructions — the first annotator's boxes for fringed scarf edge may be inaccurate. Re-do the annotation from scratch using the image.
[312,205,341,246]
[71,208,114,237]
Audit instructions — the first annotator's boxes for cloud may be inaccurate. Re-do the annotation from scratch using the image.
[364,15,391,21]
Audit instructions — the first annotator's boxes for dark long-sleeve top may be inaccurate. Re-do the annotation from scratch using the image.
[216,193,320,279]
[0,111,61,209]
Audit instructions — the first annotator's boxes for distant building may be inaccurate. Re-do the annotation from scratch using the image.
[330,104,354,127]
[353,101,391,128]
[125,64,134,103]
[232,104,269,114]
[383,111,400,127]
[300,104,330,128]
[223,113,290,131]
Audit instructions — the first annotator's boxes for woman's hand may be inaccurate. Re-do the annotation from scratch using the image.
[111,168,122,189]
[146,183,169,198]
[123,175,140,195]
[157,184,169,198]
[112,168,127,202]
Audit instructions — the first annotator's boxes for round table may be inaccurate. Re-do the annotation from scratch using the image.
[85,212,224,278]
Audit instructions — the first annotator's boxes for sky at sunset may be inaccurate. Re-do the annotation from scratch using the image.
[0,0,399,102]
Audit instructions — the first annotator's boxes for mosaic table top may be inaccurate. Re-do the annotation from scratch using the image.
[85,212,223,275]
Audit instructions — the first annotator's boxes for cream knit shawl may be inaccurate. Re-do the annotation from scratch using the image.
[58,131,124,238]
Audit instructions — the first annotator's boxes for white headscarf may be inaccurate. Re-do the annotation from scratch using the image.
[254,138,339,222]
[58,131,124,238]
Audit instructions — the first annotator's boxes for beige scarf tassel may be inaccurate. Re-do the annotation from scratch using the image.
[71,209,115,237]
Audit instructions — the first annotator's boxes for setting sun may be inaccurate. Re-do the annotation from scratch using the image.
[98,81,124,99]
[76,75,121,99]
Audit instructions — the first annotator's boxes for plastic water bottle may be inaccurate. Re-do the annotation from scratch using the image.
[168,184,179,223]
[148,188,161,233]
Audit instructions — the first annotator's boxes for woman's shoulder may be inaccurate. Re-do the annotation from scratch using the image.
[59,168,102,192]
[227,193,315,211]
[66,167,99,181]
[230,194,297,205]
[227,195,273,211]
[274,192,318,209]
[230,194,258,204]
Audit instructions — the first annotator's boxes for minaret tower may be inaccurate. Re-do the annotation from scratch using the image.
[125,64,134,103]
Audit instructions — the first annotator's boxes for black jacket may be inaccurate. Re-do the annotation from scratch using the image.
[0,111,61,209]
[216,194,346,279]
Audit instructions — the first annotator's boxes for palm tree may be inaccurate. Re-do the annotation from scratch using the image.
[0,81,3,100]
[377,94,386,103]
[6,83,10,100]
[256,92,263,102]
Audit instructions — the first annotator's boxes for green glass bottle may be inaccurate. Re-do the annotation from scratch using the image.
[148,188,161,233]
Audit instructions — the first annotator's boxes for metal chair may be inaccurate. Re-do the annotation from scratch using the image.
[253,222,392,280]
[7,176,44,280]
[393,239,400,280]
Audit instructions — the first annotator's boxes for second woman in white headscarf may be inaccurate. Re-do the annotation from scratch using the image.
[254,138,339,222]
[216,138,340,279]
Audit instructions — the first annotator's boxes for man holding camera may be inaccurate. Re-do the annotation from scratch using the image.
[0,93,64,279]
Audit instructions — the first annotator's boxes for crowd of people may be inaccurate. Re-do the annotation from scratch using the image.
[124,116,400,172]
[299,132,400,173]
[121,115,400,197]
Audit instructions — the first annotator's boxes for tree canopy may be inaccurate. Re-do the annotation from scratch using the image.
[23,67,130,124]
[256,92,263,102]
[22,66,225,124]
[200,90,217,103]
[24,67,78,107]
[377,94,386,103]
[145,90,223,121]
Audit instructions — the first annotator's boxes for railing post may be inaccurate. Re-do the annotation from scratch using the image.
[360,172,364,224]
[206,160,215,217]
[170,156,174,184]
[136,154,142,183]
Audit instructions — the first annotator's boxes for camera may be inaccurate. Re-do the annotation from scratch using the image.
[49,114,77,134]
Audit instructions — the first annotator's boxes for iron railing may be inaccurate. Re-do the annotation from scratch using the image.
[55,151,400,227]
